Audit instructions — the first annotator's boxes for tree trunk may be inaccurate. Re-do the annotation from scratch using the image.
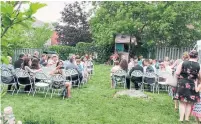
[128,33,132,60]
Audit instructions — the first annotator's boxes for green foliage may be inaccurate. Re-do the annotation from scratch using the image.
[1,65,181,124]
[49,45,76,60]
[1,1,47,60]
[1,56,9,64]
[1,24,52,57]
[90,2,201,48]
[48,42,114,63]
[55,1,92,46]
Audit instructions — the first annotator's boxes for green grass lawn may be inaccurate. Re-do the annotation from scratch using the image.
[0,64,190,124]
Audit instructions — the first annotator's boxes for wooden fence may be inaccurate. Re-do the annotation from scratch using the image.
[13,48,42,61]
[155,47,193,61]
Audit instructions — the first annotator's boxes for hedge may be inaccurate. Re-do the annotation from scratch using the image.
[48,42,114,63]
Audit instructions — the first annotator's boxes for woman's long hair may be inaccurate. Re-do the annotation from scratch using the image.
[22,58,30,69]
[120,59,128,71]
[31,58,40,69]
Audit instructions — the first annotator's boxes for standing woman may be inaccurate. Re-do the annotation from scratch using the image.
[174,50,201,122]
[119,59,130,89]
[171,52,189,111]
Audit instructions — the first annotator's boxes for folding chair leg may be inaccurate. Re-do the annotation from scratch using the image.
[152,85,155,93]
[12,87,15,95]
[33,88,37,96]
[43,87,46,94]
[51,89,54,98]
[45,87,49,98]
[28,88,32,96]
[17,87,21,94]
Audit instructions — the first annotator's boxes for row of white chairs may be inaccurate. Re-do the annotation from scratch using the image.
[112,69,172,93]
[0,67,92,99]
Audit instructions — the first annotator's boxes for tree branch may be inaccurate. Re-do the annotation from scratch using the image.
[1,2,22,38]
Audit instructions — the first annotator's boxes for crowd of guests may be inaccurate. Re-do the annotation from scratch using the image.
[111,55,171,90]
[111,51,201,123]
[1,51,94,98]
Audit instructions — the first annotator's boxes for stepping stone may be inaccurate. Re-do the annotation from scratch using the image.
[114,89,148,98]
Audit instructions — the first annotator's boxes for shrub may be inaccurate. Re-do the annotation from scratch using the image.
[48,42,114,63]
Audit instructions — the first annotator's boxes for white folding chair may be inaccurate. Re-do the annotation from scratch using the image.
[15,69,33,95]
[157,71,172,94]
[87,61,94,76]
[112,69,127,89]
[130,70,144,90]
[66,69,81,88]
[50,74,65,99]
[0,68,17,95]
[142,72,157,93]
[33,72,50,97]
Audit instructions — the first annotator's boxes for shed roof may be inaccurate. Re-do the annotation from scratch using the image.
[115,34,136,44]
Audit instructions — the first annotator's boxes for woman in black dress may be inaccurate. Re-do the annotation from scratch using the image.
[174,50,201,122]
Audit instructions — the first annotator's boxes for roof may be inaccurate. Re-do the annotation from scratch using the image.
[115,34,136,44]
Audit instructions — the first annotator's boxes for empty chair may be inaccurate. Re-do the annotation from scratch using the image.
[157,71,171,94]
[142,72,157,93]
[33,72,50,97]
[112,69,127,89]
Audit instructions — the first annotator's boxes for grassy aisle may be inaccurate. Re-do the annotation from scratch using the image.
[1,65,180,123]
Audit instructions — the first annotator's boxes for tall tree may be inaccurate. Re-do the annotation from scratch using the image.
[55,1,92,46]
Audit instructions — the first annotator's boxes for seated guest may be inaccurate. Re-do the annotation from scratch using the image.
[110,61,121,88]
[1,56,18,90]
[50,61,71,98]
[76,59,84,74]
[128,58,135,71]
[143,59,155,91]
[47,54,58,67]
[138,55,143,66]
[80,57,89,81]
[149,59,156,73]
[20,58,41,91]
[32,51,40,60]
[129,59,143,90]
[164,56,170,67]
[14,53,25,69]
[65,57,83,84]
[25,54,32,59]
[39,54,48,67]
[119,59,130,89]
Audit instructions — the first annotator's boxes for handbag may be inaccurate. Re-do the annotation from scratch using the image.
[166,73,178,87]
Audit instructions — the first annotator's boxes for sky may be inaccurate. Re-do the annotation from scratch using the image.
[33,1,75,23]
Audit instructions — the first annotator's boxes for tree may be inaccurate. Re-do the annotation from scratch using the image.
[3,23,52,51]
[90,1,201,51]
[55,1,92,46]
[1,1,46,63]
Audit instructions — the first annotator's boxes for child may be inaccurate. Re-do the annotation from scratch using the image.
[192,78,201,124]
